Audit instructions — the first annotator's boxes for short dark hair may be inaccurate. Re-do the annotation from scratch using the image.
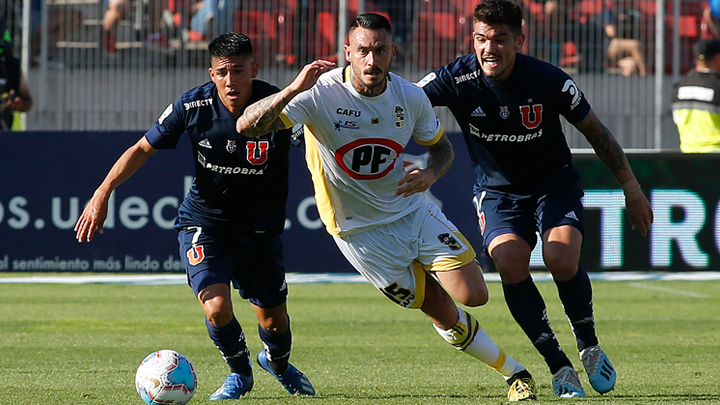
[694,39,720,61]
[473,0,523,35]
[349,13,393,36]
[208,32,253,60]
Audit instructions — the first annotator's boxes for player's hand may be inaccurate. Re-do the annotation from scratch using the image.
[396,168,437,197]
[74,193,110,243]
[288,60,335,94]
[4,90,24,112]
[625,193,653,237]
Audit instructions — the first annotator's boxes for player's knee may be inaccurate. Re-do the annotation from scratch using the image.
[203,302,233,327]
[456,287,489,307]
[544,254,577,277]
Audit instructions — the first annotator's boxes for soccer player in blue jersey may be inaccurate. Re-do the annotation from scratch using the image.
[419,0,653,398]
[74,32,315,400]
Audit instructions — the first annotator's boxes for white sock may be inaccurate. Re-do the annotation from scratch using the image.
[433,306,525,379]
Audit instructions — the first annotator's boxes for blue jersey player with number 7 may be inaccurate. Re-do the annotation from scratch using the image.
[419,0,654,398]
[74,33,314,400]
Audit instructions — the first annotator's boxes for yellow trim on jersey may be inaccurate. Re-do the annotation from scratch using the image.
[408,260,427,309]
[414,126,445,146]
[428,231,476,272]
[303,125,341,236]
[279,112,293,128]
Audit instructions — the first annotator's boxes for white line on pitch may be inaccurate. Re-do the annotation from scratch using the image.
[628,282,710,298]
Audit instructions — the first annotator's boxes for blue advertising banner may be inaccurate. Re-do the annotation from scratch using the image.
[1,131,719,273]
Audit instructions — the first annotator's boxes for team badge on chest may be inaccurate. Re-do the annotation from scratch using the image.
[499,106,510,119]
[394,105,405,128]
[226,140,237,153]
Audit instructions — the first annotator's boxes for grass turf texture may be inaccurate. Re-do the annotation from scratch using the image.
[0,278,718,404]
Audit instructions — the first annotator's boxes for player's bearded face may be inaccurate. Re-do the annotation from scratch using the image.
[473,22,524,83]
[209,54,258,114]
[345,27,397,97]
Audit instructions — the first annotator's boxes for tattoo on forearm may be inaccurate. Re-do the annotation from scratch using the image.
[238,93,287,137]
[581,112,628,176]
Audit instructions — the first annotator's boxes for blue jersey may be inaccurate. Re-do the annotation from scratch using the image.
[145,79,293,235]
[419,53,592,195]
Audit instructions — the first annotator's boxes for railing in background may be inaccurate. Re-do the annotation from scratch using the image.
[6,0,706,149]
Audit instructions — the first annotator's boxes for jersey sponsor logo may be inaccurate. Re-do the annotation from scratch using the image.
[226,140,237,153]
[472,127,544,142]
[394,105,405,128]
[499,106,510,119]
[336,107,362,117]
[334,120,360,131]
[334,137,404,180]
[677,85,715,102]
[562,79,582,110]
[520,104,543,129]
[452,69,482,84]
[416,72,436,87]
[183,98,213,110]
[246,140,269,165]
[198,138,212,149]
[471,106,486,117]
[158,103,173,125]
[186,245,205,266]
[197,151,266,175]
[438,233,462,251]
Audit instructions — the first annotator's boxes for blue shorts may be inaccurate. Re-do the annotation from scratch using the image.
[473,187,585,252]
[177,224,288,309]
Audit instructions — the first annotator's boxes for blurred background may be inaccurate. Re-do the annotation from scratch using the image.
[2,0,708,149]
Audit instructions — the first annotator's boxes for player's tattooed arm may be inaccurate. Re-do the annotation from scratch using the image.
[397,132,454,197]
[236,59,335,137]
[575,109,633,182]
[425,132,454,180]
[236,93,289,137]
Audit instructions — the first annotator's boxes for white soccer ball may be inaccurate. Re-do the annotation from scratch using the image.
[135,350,197,405]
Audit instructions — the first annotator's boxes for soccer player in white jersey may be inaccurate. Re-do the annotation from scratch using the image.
[235,13,537,401]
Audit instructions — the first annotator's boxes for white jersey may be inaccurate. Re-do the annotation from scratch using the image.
[280,66,444,237]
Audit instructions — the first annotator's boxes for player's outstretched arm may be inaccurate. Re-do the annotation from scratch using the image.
[396,132,454,197]
[236,59,335,137]
[574,109,653,236]
[74,137,156,243]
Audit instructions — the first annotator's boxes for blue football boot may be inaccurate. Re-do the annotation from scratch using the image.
[257,349,315,396]
[209,372,254,400]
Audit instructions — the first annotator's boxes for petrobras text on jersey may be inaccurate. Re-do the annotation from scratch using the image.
[469,123,543,142]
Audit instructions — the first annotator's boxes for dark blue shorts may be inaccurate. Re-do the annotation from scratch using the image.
[473,187,585,252]
[177,225,288,309]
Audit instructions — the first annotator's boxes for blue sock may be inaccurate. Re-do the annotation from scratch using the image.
[206,317,252,376]
[503,276,572,374]
[555,264,598,349]
[258,321,292,375]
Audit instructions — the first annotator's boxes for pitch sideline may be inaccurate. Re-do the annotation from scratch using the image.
[0,271,718,285]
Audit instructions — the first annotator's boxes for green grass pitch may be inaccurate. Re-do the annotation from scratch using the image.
[0,277,718,404]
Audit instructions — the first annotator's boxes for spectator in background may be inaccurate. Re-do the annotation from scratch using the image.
[672,39,720,153]
[102,0,165,52]
[602,0,647,76]
[189,0,238,41]
[0,16,32,130]
[30,0,83,67]
[703,0,720,38]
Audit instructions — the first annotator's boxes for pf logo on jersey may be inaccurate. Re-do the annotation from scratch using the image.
[520,104,543,129]
[335,137,404,180]
[246,140,269,165]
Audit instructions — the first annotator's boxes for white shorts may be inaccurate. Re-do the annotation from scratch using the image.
[333,200,476,309]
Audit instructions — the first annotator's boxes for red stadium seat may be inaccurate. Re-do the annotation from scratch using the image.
[412,10,470,69]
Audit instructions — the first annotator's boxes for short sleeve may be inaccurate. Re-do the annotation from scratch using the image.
[555,76,592,125]
[417,66,456,108]
[412,90,444,146]
[281,87,317,127]
[145,99,187,150]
